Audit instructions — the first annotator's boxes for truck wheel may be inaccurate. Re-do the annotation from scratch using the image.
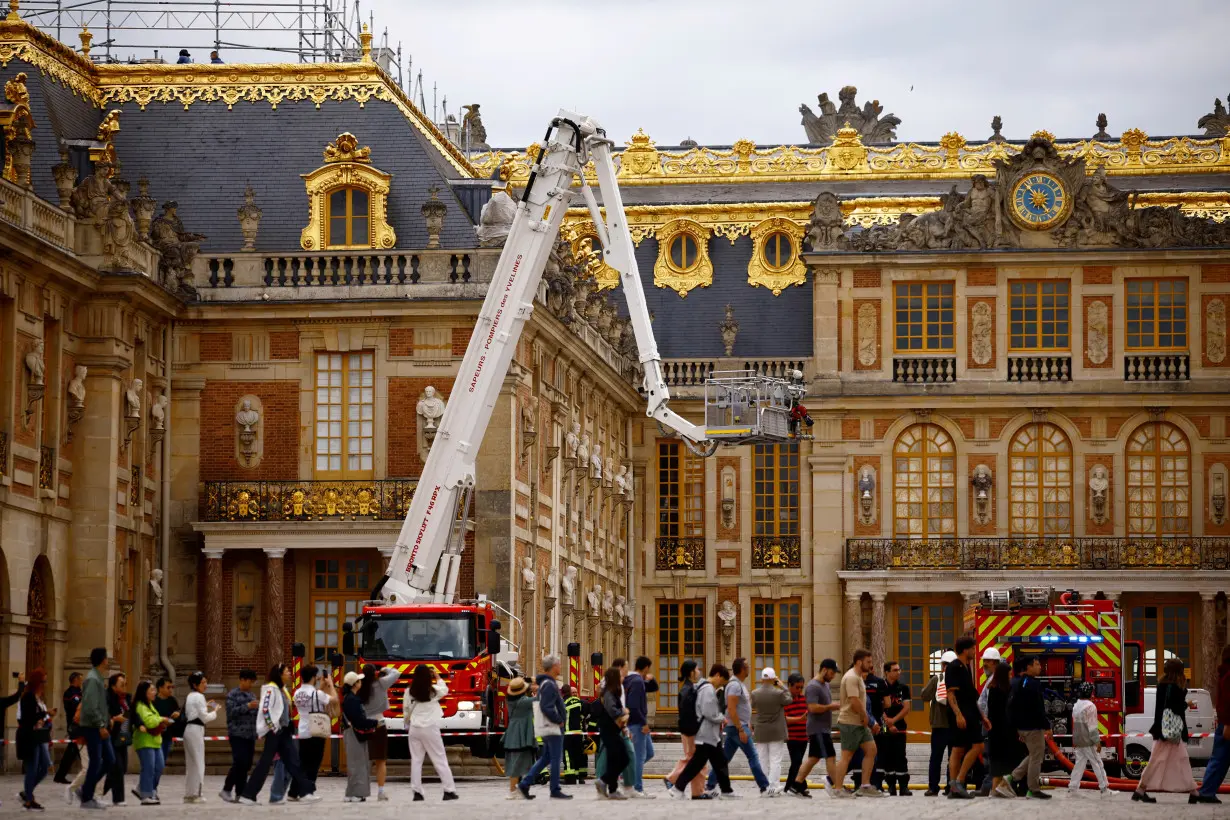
[1121,745,1148,780]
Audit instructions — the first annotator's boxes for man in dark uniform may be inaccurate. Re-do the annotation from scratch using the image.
[561,685,588,784]
[881,661,912,795]
[53,672,84,783]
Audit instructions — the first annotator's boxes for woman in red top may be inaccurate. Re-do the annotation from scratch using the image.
[784,673,810,795]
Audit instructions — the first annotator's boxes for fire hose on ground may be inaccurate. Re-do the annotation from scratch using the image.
[1040,734,1230,794]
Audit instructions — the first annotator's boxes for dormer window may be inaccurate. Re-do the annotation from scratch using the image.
[300,133,396,251]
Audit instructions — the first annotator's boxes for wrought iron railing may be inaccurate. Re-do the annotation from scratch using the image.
[845,537,1230,571]
[655,536,706,571]
[200,479,418,522]
[38,445,54,490]
[1124,353,1189,381]
[1007,355,1072,382]
[752,535,802,569]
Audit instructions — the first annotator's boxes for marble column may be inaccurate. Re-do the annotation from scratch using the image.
[1202,593,1219,691]
[870,592,887,667]
[844,591,863,662]
[203,549,224,679]
[265,548,286,667]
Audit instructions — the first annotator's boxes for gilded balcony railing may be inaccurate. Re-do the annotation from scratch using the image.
[844,537,1230,571]
[752,535,802,569]
[201,479,418,522]
[655,536,706,571]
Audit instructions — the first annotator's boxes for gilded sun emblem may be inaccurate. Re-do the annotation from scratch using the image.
[1009,172,1070,231]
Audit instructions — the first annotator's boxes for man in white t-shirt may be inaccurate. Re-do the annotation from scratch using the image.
[290,665,336,799]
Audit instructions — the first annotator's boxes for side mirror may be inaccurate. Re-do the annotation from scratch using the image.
[342,631,355,658]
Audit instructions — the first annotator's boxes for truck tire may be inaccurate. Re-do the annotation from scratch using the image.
[1121,744,1148,780]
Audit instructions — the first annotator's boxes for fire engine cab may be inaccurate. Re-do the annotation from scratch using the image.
[974,587,1145,776]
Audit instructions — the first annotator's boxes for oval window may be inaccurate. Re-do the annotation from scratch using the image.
[762,231,794,271]
[668,233,700,271]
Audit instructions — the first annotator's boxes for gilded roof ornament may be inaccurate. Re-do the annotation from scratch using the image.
[1093,113,1111,140]
[823,123,869,173]
[618,128,661,177]
[3,69,27,106]
[1030,129,1056,143]
[359,23,372,63]
[323,132,371,164]
[89,108,120,169]
[988,116,1005,144]
[78,25,91,57]
[6,0,19,23]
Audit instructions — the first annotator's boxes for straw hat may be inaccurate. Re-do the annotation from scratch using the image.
[507,677,528,696]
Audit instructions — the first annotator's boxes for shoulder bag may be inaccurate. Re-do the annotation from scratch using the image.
[1161,706,1184,741]
[307,690,332,739]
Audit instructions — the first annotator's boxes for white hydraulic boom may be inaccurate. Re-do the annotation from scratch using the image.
[374,110,803,606]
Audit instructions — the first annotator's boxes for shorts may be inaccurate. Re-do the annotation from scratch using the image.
[367,723,388,761]
[838,723,874,752]
[950,719,983,750]
[808,732,836,760]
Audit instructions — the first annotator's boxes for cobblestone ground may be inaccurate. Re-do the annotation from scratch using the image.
[0,744,1218,817]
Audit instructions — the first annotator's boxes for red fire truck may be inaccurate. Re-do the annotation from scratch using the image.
[974,588,1145,776]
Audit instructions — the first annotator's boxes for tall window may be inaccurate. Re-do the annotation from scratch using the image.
[1126,279,1187,350]
[1009,280,1070,351]
[656,601,705,711]
[893,424,956,538]
[1009,423,1073,538]
[314,351,375,477]
[657,441,705,538]
[753,599,802,681]
[896,604,956,711]
[1129,605,1191,685]
[1126,421,1190,536]
[754,442,799,537]
[327,187,371,248]
[894,282,955,352]
[310,557,373,665]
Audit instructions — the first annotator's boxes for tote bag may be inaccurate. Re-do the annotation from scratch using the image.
[307,690,332,739]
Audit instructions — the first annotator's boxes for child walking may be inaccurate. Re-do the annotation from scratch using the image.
[1068,682,1113,797]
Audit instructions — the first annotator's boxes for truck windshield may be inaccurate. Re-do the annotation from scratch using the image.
[359,613,476,661]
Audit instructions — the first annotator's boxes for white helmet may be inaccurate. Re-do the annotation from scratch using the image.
[981,647,1002,662]
[940,651,958,664]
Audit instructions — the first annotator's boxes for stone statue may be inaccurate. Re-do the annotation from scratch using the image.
[67,365,87,408]
[718,599,737,628]
[460,104,490,150]
[602,589,614,618]
[587,584,601,615]
[235,398,260,433]
[565,420,581,459]
[149,568,164,606]
[858,465,876,522]
[521,401,536,437]
[577,433,591,467]
[614,464,629,495]
[236,184,262,251]
[416,386,446,440]
[150,393,169,431]
[805,191,847,250]
[604,457,615,484]
[800,85,900,145]
[988,115,1006,143]
[1089,464,1110,524]
[70,162,121,222]
[543,239,579,323]
[25,339,45,387]
[149,201,205,291]
[520,556,535,593]
[1093,113,1111,140]
[125,378,142,419]
[589,443,603,480]
[718,304,739,357]
[546,569,559,600]
[615,594,627,623]
[477,184,516,247]
[560,565,577,607]
[1199,94,1230,137]
[953,174,1000,249]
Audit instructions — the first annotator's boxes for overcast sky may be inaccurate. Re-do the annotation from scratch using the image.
[380,0,1230,148]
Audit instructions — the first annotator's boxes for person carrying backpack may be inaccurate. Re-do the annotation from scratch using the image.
[665,661,707,798]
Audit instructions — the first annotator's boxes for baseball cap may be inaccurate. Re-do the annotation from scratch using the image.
[981,648,1002,662]
[342,671,365,687]
[819,658,839,672]
[941,651,958,664]
[761,667,777,680]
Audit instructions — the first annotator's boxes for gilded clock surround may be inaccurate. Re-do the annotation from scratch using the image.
[1009,171,1072,231]
[653,219,713,297]
[300,133,396,251]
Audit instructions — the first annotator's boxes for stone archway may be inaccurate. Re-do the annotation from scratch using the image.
[25,557,53,673]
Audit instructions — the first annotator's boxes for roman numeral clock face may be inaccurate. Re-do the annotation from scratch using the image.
[1010,172,1070,231]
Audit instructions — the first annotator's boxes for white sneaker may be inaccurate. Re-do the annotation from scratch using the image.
[377,791,389,802]
[995,783,1018,799]
[219,791,235,804]
[141,797,159,806]
[717,791,742,799]
[631,790,655,799]
[505,792,520,801]
[237,797,258,806]
[857,785,886,798]
[594,781,607,799]
[298,794,322,804]
[606,789,628,800]
[665,786,687,801]
[703,788,720,799]
[1099,789,1117,798]
[830,786,853,799]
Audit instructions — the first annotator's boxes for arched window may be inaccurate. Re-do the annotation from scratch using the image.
[1009,422,1073,538]
[761,231,795,271]
[1126,421,1191,536]
[327,187,371,248]
[893,424,956,538]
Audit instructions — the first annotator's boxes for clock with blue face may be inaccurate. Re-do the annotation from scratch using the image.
[1009,171,1071,231]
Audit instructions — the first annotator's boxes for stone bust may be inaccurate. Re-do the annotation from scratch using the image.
[602,589,614,618]
[520,556,535,592]
[560,565,577,607]
[67,365,88,407]
[565,420,581,459]
[577,433,591,466]
[149,568,164,606]
[614,464,629,495]
[25,339,45,386]
[125,378,143,419]
[416,386,446,430]
[589,443,603,480]
[718,600,737,627]
[588,584,602,615]
[150,393,169,431]
[235,398,260,433]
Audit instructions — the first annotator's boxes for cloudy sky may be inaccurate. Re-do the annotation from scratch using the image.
[380,0,1229,148]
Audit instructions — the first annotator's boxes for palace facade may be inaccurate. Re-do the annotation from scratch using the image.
[0,11,1229,744]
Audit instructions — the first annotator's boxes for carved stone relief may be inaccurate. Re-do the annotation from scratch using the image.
[1087,300,1109,366]
[1211,464,1228,526]
[970,301,994,366]
[971,464,993,525]
[1089,464,1110,525]
[232,560,261,654]
[857,465,877,526]
[720,465,736,530]
[234,395,263,468]
[856,302,878,368]
[1206,297,1227,365]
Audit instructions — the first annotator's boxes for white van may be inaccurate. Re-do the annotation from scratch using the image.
[1121,687,1216,779]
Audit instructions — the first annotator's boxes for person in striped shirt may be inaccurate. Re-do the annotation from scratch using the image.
[920,650,956,796]
[783,674,810,796]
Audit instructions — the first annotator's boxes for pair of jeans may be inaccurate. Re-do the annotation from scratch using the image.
[927,726,950,791]
[243,728,311,802]
[707,723,769,791]
[270,760,286,801]
[160,734,175,767]
[80,728,116,804]
[23,743,50,801]
[1201,723,1230,797]
[136,747,164,798]
[628,725,655,791]
[224,736,256,796]
[520,733,564,795]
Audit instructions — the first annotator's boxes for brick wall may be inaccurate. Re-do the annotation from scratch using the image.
[203,550,299,680]
[841,418,860,440]
[200,332,232,362]
[1082,266,1114,285]
[1202,264,1230,284]
[389,327,414,357]
[200,380,300,480]
[387,378,452,476]
[966,267,996,287]
[852,269,881,289]
[269,331,300,360]
[451,326,471,356]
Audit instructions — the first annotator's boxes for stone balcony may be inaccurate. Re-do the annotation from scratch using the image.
[844,536,1230,571]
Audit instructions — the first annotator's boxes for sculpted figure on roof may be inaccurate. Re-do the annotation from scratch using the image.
[800,85,900,145]
[150,201,206,292]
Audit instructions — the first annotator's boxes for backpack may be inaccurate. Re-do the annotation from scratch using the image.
[677,682,700,736]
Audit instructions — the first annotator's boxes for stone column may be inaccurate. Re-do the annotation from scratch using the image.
[870,592,887,667]
[265,548,286,667]
[844,590,863,661]
[203,549,224,680]
[1202,593,1219,691]
[811,454,847,668]
[811,268,840,380]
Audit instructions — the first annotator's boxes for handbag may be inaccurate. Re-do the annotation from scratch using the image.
[1161,707,1184,741]
[307,690,332,739]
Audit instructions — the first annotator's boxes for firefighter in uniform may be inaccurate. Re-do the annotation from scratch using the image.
[562,685,588,784]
